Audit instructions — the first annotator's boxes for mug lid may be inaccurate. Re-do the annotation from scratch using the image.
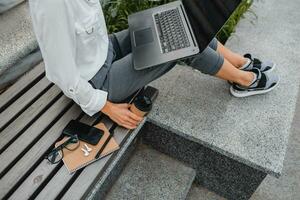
[133,95,152,112]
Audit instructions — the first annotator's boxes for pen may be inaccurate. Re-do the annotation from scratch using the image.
[94,123,118,159]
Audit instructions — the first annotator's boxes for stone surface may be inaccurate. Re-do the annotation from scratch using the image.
[249,73,300,200]
[0,0,25,13]
[148,0,300,177]
[105,144,196,200]
[187,184,226,200]
[141,123,266,200]
[0,1,38,75]
[0,49,42,90]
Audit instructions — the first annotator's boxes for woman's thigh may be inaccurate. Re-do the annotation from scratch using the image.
[105,53,176,103]
[111,29,132,60]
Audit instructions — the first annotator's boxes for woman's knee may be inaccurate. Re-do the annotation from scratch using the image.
[208,38,219,51]
[189,46,224,75]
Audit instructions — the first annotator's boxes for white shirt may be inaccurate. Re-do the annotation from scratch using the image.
[29,0,109,116]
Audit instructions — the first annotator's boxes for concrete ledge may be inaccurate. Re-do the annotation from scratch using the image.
[0,49,42,90]
[148,0,300,178]
[0,0,25,13]
[0,1,38,75]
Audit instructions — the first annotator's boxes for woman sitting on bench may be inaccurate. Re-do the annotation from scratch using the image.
[29,0,279,130]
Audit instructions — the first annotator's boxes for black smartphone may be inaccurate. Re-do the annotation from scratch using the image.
[62,120,104,145]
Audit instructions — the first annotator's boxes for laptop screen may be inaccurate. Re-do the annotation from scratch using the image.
[182,0,241,51]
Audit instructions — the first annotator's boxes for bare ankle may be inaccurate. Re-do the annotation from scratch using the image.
[238,57,249,69]
[237,71,255,87]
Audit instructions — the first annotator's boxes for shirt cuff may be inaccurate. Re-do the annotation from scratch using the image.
[72,78,108,117]
[81,89,107,116]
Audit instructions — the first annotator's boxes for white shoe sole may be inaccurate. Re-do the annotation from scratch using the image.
[230,77,280,98]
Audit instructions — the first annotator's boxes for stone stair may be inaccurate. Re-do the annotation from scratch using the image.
[187,184,225,200]
[105,144,196,200]
[0,0,41,90]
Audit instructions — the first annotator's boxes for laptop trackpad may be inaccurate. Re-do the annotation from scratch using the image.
[134,28,154,47]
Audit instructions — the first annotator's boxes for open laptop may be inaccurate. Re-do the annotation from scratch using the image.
[128,0,241,70]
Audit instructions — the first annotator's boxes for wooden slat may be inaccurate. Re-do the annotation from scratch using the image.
[0,104,81,199]
[0,76,51,129]
[0,95,71,173]
[8,159,58,200]
[34,115,99,200]
[35,166,73,200]
[0,63,44,111]
[8,115,97,200]
[0,86,62,151]
[62,121,131,200]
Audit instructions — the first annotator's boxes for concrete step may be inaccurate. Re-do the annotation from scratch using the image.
[105,144,196,200]
[0,1,38,79]
[0,0,25,13]
[187,184,226,200]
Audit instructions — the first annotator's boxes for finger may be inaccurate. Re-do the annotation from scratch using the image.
[118,103,130,108]
[112,117,136,129]
[124,116,139,126]
[119,117,136,127]
[121,122,136,130]
[128,111,143,122]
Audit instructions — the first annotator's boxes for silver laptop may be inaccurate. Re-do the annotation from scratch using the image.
[128,0,241,70]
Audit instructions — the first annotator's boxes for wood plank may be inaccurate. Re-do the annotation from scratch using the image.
[0,63,44,111]
[0,76,51,129]
[62,121,131,200]
[8,159,58,200]
[35,165,73,200]
[8,115,96,200]
[0,86,62,151]
[0,104,81,199]
[0,95,71,173]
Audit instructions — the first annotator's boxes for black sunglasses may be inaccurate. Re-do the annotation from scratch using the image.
[45,135,80,164]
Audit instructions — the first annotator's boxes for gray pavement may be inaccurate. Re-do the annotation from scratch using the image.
[149,0,300,178]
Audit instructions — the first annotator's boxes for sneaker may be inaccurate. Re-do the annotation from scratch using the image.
[241,54,276,72]
[230,68,280,98]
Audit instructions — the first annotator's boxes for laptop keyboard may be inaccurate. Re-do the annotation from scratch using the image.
[154,8,191,54]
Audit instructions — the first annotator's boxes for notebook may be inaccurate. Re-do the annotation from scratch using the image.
[55,123,119,174]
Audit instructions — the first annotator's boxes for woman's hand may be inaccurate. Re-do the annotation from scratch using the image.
[101,101,143,129]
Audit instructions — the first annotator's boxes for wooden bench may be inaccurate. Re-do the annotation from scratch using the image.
[0,62,157,200]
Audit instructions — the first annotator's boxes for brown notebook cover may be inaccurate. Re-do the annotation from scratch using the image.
[55,123,119,174]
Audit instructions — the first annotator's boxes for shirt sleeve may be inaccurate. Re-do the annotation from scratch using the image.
[30,0,107,116]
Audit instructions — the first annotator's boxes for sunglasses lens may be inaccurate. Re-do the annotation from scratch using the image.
[47,150,62,164]
[65,136,80,151]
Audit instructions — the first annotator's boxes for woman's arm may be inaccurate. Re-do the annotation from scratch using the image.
[29,0,107,116]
